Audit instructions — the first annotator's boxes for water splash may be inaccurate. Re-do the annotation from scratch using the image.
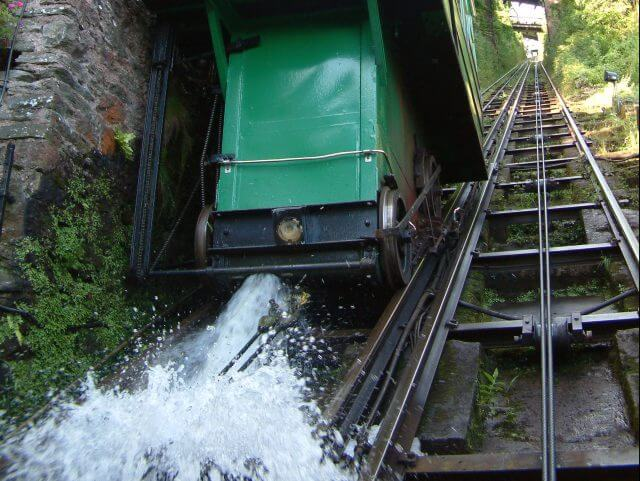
[1,274,352,481]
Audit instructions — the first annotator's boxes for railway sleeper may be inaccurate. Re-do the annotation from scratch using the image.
[450,307,638,349]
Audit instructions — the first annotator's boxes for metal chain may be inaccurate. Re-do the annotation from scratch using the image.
[199,94,219,208]
[150,177,201,272]
[152,92,221,271]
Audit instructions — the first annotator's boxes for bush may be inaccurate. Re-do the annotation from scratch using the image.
[0,4,16,40]
[545,0,639,94]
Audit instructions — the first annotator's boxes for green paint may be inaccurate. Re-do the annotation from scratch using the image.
[216,17,377,210]
[205,1,228,96]
[366,0,387,79]
[205,0,484,211]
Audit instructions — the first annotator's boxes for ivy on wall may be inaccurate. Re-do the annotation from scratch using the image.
[473,0,526,89]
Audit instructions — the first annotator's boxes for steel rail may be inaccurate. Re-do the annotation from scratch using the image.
[327,65,529,434]
[483,63,532,157]
[534,62,557,481]
[481,61,526,98]
[358,62,532,481]
[482,61,528,114]
[539,63,639,290]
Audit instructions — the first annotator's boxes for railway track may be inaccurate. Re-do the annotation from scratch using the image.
[3,62,637,481]
[326,62,639,481]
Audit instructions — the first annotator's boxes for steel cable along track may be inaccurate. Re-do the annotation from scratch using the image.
[326,62,639,480]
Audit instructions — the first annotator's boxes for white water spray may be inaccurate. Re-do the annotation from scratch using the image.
[1,274,352,481]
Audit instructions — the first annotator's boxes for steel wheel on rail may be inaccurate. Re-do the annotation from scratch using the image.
[194,204,215,269]
[379,186,412,288]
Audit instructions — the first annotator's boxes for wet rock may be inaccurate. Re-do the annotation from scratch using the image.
[0,123,49,140]
[0,266,26,293]
[615,329,639,437]
[0,0,152,300]
[418,340,481,454]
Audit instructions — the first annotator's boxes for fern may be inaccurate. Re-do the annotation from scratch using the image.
[114,127,136,161]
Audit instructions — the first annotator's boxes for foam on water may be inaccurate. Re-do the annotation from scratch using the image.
[2,274,352,481]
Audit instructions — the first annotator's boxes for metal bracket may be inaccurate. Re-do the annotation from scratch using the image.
[520,314,534,344]
[386,445,418,468]
[227,35,261,54]
[570,312,583,336]
[381,164,442,238]
[210,153,236,173]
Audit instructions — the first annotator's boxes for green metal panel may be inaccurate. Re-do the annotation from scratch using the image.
[216,17,379,211]
[205,2,228,97]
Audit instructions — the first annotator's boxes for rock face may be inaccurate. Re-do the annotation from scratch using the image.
[0,0,152,298]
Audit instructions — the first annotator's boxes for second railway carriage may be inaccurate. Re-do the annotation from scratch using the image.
[143,0,486,287]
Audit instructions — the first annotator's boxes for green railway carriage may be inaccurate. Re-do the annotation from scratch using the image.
[143,0,486,287]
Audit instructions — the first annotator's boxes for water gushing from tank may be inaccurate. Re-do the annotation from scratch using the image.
[1,274,352,481]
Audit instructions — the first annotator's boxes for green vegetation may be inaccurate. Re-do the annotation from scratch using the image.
[545,0,638,167]
[476,367,528,442]
[502,220,586,249]
[0,172,156,425]
[157,84,196,219]
[114,127,136,162]
[554,278,603,297]
[545,0,639,92]
[458,272,506,324]
[0,4,16,40]
[473,0,526,89]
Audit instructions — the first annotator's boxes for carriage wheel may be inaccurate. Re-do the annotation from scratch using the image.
[379,186,412,288]
[194,204,215,269]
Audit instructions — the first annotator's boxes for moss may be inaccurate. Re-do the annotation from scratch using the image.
[458,272,506,324]
[459,272,488,324]
[0,171,164,429]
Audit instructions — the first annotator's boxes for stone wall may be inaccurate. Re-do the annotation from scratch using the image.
[0,0,153,298]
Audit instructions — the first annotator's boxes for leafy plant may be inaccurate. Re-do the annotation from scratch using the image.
[477,367,527,440]
[478,367,505,417]
[0,4,17,40]
[0,314,23,346]
[114,127,136,161]
[1,172,153,425]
